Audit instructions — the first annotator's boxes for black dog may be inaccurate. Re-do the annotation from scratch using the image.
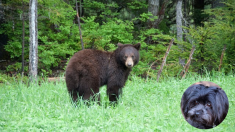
[181,81,229,129]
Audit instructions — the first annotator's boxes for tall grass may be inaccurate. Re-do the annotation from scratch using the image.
[0,74,234,131]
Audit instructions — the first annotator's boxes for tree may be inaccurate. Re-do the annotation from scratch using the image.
[76,0,84,50]
[29,0,38,83]
[176,0,183,42]
[21,0,25,77]
[176,0,185,67]
[148,0,159,28]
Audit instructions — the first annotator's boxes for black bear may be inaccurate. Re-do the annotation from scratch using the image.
[65,43,140,103]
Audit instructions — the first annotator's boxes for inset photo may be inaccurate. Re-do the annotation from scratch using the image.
[180,81,229,129]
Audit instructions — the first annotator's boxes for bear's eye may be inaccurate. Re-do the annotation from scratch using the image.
[124,56,127,59]
[131,55,134,59]
[195,100,199,105]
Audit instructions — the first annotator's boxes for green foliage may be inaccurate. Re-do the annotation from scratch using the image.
[184,24,220,72]
[1,21,29,59]
[0,73,9,83]
[127,0,148,10]
[6,62,21,73]
[1,0,234,78]
[158,19,170,34]
[82,17,134,50]
[37,1,79,71]
[131,14,167,77]
[1,0,149,77]
[204,0,235,73]
[132,12,187,79]
[183,0,235,73]
[1,0,79,75]
[134,12,158,22]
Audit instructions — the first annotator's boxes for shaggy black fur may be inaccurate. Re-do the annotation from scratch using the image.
[181,82,229,129]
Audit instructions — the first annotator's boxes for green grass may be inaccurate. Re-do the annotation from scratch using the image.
[0,74,234,131]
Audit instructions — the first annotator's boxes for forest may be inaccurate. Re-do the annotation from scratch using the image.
[0,0,234,80]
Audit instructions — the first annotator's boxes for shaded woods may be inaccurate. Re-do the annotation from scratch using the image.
[0,0,234,80]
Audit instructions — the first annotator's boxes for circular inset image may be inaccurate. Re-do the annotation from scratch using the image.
[180,81,229,129]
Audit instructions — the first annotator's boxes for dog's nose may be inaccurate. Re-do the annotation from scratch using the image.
[195,110,203,115]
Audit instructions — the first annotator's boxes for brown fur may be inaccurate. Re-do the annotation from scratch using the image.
[190,81,221,89]
[65,43,140,103]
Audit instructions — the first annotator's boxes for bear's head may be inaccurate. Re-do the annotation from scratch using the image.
[116,43,141,68]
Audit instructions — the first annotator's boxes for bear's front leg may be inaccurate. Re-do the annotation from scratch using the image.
[107,85,122,102]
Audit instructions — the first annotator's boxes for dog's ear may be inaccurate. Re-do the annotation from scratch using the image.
[214,88,229,126]
[181,92,189,116]
[181,84,199,117]
[181,97,187,118]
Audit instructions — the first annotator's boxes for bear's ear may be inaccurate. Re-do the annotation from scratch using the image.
[134,43,141,50]
[117,43,123,47]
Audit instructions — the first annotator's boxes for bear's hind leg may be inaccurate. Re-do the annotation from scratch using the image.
[80,77,101,103]
[68,89,79,102]
[107,85,121,103]
[66,71,80,103]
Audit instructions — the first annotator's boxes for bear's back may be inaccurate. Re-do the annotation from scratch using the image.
[66,49,112,78]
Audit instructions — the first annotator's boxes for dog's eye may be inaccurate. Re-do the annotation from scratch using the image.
[195,100,199,105]
[207,103,212,107]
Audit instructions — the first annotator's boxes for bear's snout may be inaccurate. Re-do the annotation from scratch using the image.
[125,57,134,68]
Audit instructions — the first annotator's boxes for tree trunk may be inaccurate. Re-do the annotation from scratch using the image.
[29,0,38,83]
[176,0,183,42]
[0,1,3,21]
[80,0,82,17]
[21,0,25,77]
[176,0,185,67]
[155,0,169,29]
[148,0,160,28]
[76,0,84,50]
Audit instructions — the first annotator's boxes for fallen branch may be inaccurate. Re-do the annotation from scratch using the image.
[47,77,65,82]
[157,38,174,82]
[181,46,196,79]
[219,45,226,72]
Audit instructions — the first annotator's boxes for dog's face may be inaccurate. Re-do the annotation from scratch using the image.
[181,82,229,129]
[186,93,216,128]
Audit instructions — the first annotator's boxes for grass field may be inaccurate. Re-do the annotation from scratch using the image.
[0,74,234,131]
